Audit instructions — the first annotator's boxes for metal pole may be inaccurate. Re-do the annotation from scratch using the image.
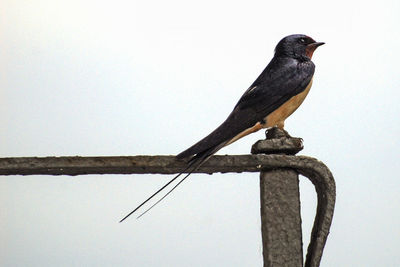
[253,128,304,267]
[260,169,303,267]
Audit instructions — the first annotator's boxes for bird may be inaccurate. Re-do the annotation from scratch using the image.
[120,34,324,222]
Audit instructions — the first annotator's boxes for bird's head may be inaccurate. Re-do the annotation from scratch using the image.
[275,34,324,60]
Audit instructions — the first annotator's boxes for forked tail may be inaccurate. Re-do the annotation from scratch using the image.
[119,143,225,222]
[119,162,195,222]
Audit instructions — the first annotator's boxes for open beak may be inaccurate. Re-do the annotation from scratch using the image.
[306,41,325,58]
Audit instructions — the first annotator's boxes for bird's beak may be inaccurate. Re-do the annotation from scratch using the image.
[309,42,325,48]
[306,42,325,58]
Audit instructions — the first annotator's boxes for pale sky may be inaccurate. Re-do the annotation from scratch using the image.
[1,0,400,266]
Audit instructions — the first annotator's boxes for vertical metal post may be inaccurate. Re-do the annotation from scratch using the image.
[252,128,304,267]
[260,169,303,267]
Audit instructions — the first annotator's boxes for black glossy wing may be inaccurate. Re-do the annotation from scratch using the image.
[177,57,314,160]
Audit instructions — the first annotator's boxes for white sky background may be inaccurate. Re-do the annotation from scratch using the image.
[1,0,400,266]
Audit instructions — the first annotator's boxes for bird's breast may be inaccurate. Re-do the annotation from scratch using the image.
[265,78,313,129]
[224,76,313,147]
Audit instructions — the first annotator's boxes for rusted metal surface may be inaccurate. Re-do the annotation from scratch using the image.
[0,128,335,267]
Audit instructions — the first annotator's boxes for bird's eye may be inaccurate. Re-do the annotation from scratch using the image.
[299,38,306,44]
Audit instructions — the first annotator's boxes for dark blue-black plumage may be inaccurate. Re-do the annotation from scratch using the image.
[176,34,321,161]
[120,34,324,221]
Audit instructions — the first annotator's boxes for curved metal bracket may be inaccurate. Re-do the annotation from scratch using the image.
[265,155,336,267]
[252,127,335,267]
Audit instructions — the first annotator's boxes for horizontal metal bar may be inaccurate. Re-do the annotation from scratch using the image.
[0,154,308,176]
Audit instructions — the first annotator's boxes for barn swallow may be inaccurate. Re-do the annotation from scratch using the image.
[120,34,324,222]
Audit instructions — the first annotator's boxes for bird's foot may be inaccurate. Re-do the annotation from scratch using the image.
[252,127,303,155]
[265,126,292,139]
